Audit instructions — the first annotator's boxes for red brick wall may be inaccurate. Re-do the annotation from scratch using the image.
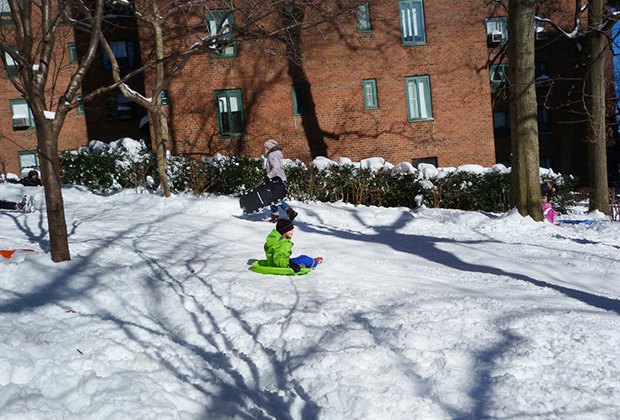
[145,0,497,168]
[0,22,88,175]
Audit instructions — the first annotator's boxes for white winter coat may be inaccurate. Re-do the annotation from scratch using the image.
[265,149,287,182]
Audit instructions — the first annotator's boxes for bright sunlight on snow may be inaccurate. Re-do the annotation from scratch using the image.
[1,183,619,419]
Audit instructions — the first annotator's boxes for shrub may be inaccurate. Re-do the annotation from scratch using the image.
[59,143,576,214]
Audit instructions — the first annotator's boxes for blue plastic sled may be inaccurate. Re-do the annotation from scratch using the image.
[249,260,311,276]
[559,220,596,225]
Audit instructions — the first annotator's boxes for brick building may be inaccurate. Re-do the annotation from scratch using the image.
[0,3,88,175]
[140,0,497,168]
[2,0,614,180]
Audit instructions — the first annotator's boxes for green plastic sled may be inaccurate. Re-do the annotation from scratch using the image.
[249,260,311,276]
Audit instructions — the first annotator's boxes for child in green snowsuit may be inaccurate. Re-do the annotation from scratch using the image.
[264,219,322,272]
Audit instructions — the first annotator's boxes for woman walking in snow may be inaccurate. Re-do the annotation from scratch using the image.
[263,139,297,223]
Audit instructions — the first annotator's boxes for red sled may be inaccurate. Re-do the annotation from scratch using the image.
[0,249,35,259]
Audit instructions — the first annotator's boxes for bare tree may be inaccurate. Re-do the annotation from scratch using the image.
[96,0,365,197]
[508,0,542,219]
[584,0,611,214]
[0,0,105,262]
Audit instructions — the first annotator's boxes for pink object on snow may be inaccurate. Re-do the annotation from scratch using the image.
[542,202,557,223]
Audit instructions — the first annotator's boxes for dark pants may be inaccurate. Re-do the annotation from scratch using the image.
[0,200,17,210]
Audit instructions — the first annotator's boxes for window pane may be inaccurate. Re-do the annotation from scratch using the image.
[19,152,38,170]
[0,0,9,13]
[407,80,419,119]
[493,112,507,128]
[357,4,371,31]
[407,77,431,120]
[4,51,16,66]
[12,102,30,118]
[216,90,243,136]
[400,1,425,44]
[418,79,428,118]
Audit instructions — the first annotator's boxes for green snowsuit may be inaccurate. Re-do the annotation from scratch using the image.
[264,229,293,268]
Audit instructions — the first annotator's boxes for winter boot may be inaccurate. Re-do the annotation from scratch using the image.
[268,214,280,223]
[17,195,28,212]
[286,208,298,221]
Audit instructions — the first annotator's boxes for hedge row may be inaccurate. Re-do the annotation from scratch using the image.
[59,143,576,213]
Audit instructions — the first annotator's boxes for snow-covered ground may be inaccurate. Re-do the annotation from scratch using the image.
[1,182,619,419]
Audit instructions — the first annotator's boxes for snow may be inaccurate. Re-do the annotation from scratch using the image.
[1,182,620,419]
[43,111,56,120]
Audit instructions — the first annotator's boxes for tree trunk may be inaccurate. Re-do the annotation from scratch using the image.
[151,107,171,197]
[585,0,610,214]
[508,0,542,220]
[152,14,170,197]
[37,125,70,262]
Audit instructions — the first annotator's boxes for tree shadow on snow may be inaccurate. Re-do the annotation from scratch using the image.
[295,210,620,317]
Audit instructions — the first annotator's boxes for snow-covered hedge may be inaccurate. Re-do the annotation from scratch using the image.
[59,138,576,212]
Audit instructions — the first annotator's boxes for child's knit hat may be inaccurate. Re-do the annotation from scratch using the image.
[276,219,294,235]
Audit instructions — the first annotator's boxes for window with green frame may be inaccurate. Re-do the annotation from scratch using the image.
[399,0,426,45]
[292,84,308,115]
[486,17,508,44]
[405,75,432,121]
[19,150,39,171]
[215,89,244,137]
[69,42,78,64]
[357,3,371,32]
[10,99,35,130]
[206,10,237,57]
[490,63,508,93]
[363,79,378,109]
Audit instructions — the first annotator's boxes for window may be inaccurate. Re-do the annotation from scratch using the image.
[540,157,552,169]
[19,150,39,171]
[412,156,438,168]
[106,92,136,121]
[538,108,551,134]
[490,64,508,93]
[69,42,78,64]
[292,84,308,115]
[357,3,371,32]
[493,111,510,136]
[103,0,132,17]
[535,61,551,87]
[0,0,10,23]
[101,40,136,70]
[486,17,508,45]
[10,99,34,130]
[399,1,426,45]
[215,89,244,137]
[535,19,548,41]
[206,10,237,57]
[3,48,18,74]
[363,79,378,109]
[405,76,432,121]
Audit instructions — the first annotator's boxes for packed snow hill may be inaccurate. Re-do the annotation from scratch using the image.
[0,182,619,419]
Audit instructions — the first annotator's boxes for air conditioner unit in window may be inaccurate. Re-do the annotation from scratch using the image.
[12,117,30,129]
[487,32,504,46]
[535,31,548,41]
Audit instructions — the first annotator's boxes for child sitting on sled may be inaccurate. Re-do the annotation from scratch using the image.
[542,195,558,224]
[265,219,322,272]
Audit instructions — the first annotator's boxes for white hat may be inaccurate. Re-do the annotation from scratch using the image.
[264,139,278,149]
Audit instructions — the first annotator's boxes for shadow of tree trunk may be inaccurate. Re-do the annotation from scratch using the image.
[282,6,337,159]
